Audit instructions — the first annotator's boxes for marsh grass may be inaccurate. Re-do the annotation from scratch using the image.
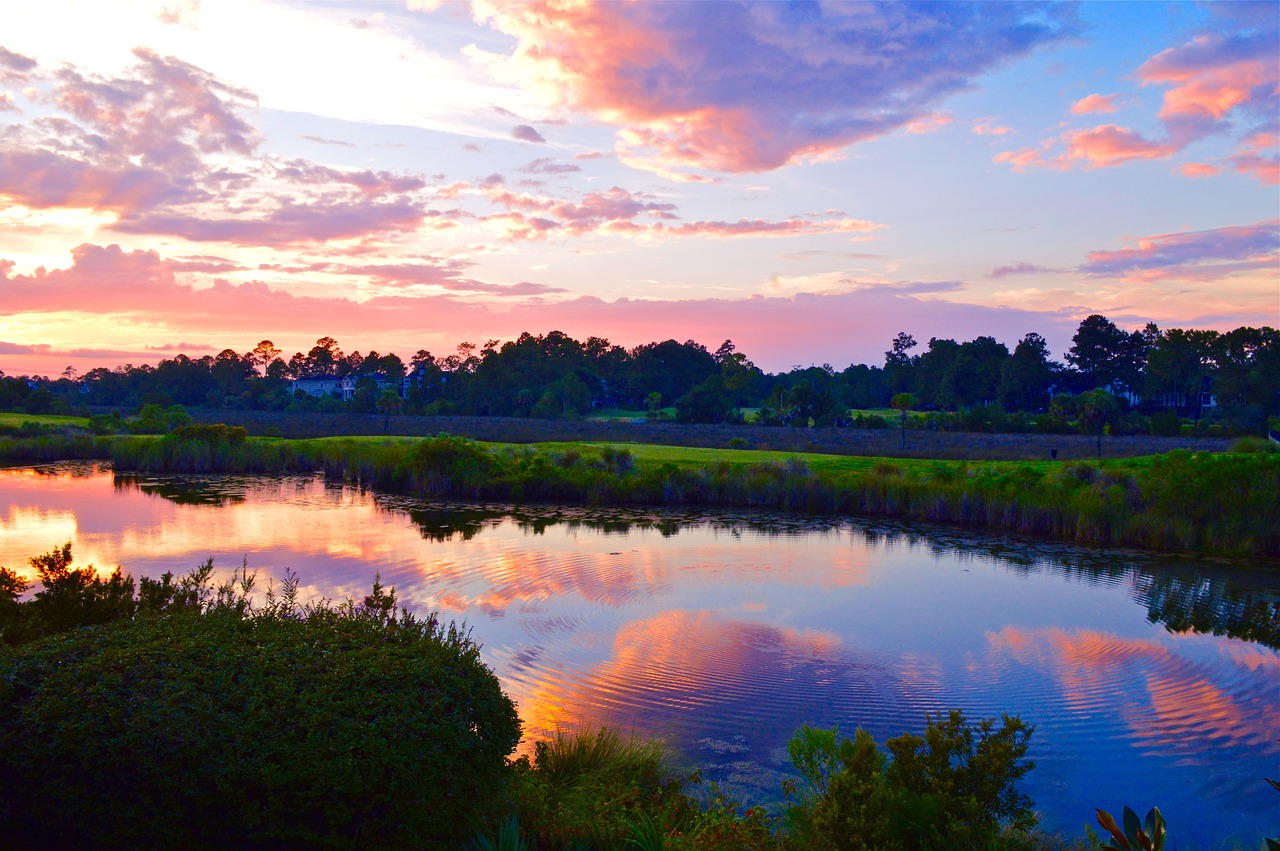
[502,727,778,851]
[4,432,1277,557]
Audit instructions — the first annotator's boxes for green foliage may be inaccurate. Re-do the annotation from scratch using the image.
[394,434,498,496]
[1147,411,1182,437]
[0,542,142,646]
[1094,806,1166,851]
[130,402,183,433]
[784,710,1037,851]
[0,564,520,850]
[507,727,778,851]
[1231,435,1278,453]
[168,422,248,446]
[469,816,532,851]
[87,412,125,434]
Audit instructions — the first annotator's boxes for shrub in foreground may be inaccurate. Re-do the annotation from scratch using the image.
[497,727,779,851]
[0,571,520,850]
[784,710,1038,850]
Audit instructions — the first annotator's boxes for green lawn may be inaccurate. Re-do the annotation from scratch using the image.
[505,439,1069,477]
[0,412,89,428]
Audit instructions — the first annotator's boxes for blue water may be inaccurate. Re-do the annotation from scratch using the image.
[2,463,1276,848]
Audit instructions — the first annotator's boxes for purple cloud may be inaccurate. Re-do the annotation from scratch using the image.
[1080,220,1280,280]
[479,2,1079,173]
[512,124,546,143]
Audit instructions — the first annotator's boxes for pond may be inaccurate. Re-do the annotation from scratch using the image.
[2,462,1277,848]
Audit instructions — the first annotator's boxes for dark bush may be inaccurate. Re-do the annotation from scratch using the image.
[393,435,496,495]
[0,583,521,850]
[167,422,248,446]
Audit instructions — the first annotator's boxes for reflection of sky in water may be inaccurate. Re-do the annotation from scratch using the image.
[1,463,1277,849]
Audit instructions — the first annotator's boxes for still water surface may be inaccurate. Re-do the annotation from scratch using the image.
[2,463,1277,848]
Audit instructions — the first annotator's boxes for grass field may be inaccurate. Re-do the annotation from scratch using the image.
[0,412,90,428]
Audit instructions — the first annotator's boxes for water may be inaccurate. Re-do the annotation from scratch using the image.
[2,462,1277,848]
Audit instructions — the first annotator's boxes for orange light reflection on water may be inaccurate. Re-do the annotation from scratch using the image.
[987,626,1280,757]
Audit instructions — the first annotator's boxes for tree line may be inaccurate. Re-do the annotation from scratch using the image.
[2,316,1276,433]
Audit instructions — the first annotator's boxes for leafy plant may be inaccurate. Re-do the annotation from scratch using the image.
[784,710,1038,850]
[469,816,531,851]
[0,567,520,849]
[1094,805,1166,851]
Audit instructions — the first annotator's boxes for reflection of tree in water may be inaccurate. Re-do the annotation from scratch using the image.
[399,506,502,543]
[121,474,1275,652]
[388,500,1280,651]
[113,474,248,506]
[384,498,854,543]
[916,533,1280,651]
[1136,573,1279,649]
[24,461,107,479]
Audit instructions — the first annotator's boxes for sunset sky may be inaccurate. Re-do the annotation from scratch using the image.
[1,0,1276,377]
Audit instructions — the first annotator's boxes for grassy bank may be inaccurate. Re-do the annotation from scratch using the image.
[4,428,1277,558]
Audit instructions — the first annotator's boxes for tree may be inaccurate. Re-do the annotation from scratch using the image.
[914,338,960,408]
[1067,315,1127,390]
[884,332,917,395]
[714,339,761,413]
[248,340,282,375]
[1146,328,1217,421]
[1001,332,1058,412]
[891,392,915,449]
[1075,389,1122,459]
[533,372,591,418]
[375,387,404,432]
[675,375,730,423]
[304,337,343,376]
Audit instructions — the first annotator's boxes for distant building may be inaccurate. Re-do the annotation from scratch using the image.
[291,373,407,401]
[291,376,355,400]
[1106,382,1216,412]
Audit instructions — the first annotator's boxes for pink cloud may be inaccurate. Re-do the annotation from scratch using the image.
[989,262,1059,279]
[519,157,581,175]
[970,118,1014,137]
[1227,131,1280,185]
[473,1,1077,174]
[997,124,1177,171]
[1079,220,1280,282]
[999,13,1278,182]
[477,183,878,241]
[1064,124,1176,167]
[1138,29,1277,139]
[904,112,953,135]
[113,198,428,245]
[0,51,439,247]
[0,46,38,73]
[655,218,881,239]
[273,162,426,195]
[993,141,1069,172]
[1176,162,1221,179]
[1070,93,1120,115]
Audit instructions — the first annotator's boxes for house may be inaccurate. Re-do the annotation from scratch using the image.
[291,376,357,400]
[292,373,407,401]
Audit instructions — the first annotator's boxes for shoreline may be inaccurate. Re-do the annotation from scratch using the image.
[4,430,1275,559]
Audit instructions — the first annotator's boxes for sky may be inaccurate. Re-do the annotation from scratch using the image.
[0,0,1277,377]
